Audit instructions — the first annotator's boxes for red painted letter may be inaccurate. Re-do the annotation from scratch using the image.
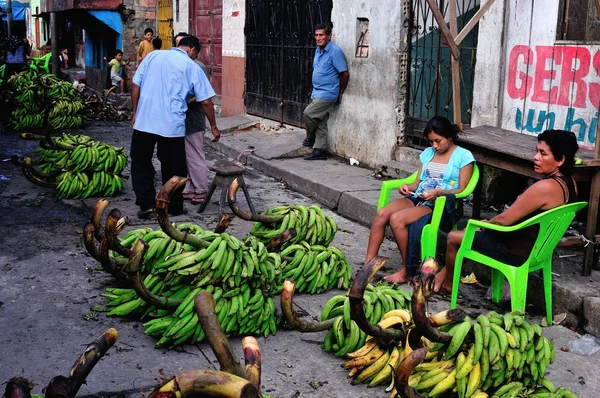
[557,46,591,108]
[507,45,534,100]
[531,46,559,104]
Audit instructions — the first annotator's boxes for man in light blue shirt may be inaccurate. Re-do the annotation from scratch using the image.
[130,35,221,218]
[303,22,349,160]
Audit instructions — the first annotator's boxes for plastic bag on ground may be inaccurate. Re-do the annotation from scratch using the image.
[568,334,600,356]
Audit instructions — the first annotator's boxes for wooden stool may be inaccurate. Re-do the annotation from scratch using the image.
[197,163,256,219]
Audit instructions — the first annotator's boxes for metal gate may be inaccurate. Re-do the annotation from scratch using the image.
[406,0,479,147]
[157,0,173,50]
[245,0,333,127]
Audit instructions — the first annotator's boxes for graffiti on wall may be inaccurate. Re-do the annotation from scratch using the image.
[505,44,600,148]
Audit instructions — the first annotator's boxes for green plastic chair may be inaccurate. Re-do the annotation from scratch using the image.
[450,201,587,324]
[376,163,480,261]
[0,64,5,85]
[29,53,52,75]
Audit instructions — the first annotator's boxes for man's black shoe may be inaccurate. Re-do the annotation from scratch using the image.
[302,138,314,147]
[168,208,188,217]
[137,207,156,220]
[304,149,328,160]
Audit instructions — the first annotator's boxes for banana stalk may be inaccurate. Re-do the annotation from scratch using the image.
[394,347,428,398]
[349,256,406,346]
[149,370,260,398]
[91,199,110,242]
[215,214,235,233]
[155,176,209,249]
[21,165,58,188]
[227,178,283,223]
[4,377,33,398]
[242,337,262,392]
[280,279,337,332]
[98,233,131,283]
[410,276,453,345]
[265,228,297,252]
[82,223,127,268]
[194,292,247,379]
[125,240,183,310]
[105,209,132,258]
[45,328,119,398]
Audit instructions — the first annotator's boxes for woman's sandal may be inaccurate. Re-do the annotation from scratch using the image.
[182,193,196,201]
[191,193,208,205]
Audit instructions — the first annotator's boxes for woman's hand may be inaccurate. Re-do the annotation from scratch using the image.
[420,188,442,202]
[399,184,412,196]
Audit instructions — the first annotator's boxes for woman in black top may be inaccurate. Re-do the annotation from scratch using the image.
[435,129,579,295]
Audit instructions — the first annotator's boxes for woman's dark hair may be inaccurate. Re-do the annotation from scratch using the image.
[423,116,461,141]
[537,129,579,174]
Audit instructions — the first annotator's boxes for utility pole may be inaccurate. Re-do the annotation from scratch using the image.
[50,12,59,75]
[6,0,12,36]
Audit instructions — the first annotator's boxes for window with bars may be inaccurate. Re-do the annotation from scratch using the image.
[356,18,369,58]
[557,0,600,41]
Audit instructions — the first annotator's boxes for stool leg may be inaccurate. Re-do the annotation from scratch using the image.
[239,178,257,215]
[197,181,217,213]
[218,187,227,220]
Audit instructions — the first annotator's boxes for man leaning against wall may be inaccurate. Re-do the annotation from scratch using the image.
[302,22,350,160]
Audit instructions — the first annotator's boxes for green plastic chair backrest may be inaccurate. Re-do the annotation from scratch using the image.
[508,202,587,266]
[456,163,479,199]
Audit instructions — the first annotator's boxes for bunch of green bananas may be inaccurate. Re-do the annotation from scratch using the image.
[491,382,578,398]
[341,310,412,386]
[279,242,352,293]
[321,283,412,357]
[101,223,283,348]
[3,70,86,131]
[389,310,559,398]
[66,142,127,173]
[33,148,71,174]
[56,170,123,199]
[250,204,337,247]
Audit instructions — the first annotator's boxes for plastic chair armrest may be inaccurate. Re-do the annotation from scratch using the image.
[377,171,418,211]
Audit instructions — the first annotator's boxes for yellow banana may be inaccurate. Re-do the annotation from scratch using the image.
[381,309,412,323]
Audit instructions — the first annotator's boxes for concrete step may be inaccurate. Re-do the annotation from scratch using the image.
[381,160,418,180]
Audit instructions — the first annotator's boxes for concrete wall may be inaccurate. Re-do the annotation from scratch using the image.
[172,0,189,37]
[221,0,244,116]
[327,0,405,166]
[472,0,600,150]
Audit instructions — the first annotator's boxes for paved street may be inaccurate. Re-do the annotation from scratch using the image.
[0,121,598,398]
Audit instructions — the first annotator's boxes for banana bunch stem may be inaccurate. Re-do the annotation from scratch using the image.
[394,347,428,398]
[125,240,183,310]
[227,178,283,224]
[265,228,297,252]
[44,328,119,398]
[98,231,131,283]
[349,256,406,346]
[215,214,235,233]
[194,292,247,379]
[410,275,453,347]
[148,370,260,398]
[4,377,33,398]
[105,209,132,258]
[156,176,210,249]
[91,199,111,242]
[242,337,262,391]
[280,279,338,332]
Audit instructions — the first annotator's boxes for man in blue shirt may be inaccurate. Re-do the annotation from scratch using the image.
[130,35,221,218]
[303,22,349,160]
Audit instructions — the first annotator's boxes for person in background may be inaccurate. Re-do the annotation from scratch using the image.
[366,116,475,284]
[152,37,162,50]
[172,33,216,205]
[61,48,69,69]
[130,35,221,219]
[103,50,129,96]
[5,26,31,77]
[434,130,579,296]
[136,28,154,67]
[302,22,349,160]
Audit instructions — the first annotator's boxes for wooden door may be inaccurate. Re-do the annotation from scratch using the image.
[193,0,223,103]
[158,0,173,49]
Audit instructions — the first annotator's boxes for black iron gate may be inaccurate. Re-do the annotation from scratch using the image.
[406,0,479,147]
[245,0,333,127]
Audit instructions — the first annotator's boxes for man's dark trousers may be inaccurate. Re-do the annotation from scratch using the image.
[130,129,187,213]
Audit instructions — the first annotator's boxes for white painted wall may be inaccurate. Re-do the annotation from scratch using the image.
[328,0,404,165]
[473,0,600,149]
[172,0,190,38]
[223,0,244,57]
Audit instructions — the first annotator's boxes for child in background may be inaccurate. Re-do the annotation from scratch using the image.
[61,48,69,68]
[152,37,162,50]
[136,28,155,67]
[103,50,129,96]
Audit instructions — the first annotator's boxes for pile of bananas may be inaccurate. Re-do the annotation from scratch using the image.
[27,133,127,198]
[342,310,412,387]
[250,204,337,247]
[321,283,412,357]
[2,71,85,130]
[387,310,560,398]
[279,242,352,293]
[101,223,283,348]
[491,382,577,398]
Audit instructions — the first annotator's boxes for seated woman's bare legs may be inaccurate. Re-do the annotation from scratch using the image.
[434,230,465,294]
[365,198,415,263]
[384,205,433,284]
